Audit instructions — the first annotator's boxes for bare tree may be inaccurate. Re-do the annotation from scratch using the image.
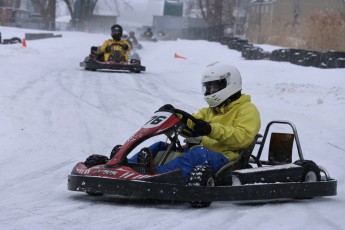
[195,0,238,39]
[198,0,220,25]
[0,0,21,7]
[63,0,74,17]
[62,0,97,30]
[197,0,237,25]
[31,0,56,30]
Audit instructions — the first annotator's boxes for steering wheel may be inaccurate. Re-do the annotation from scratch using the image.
[171,108,200,137]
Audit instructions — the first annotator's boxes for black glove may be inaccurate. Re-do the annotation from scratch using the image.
[194,119,212,136]
[158,104,174,111]
[121,44,129,50]
[105,46,111,52]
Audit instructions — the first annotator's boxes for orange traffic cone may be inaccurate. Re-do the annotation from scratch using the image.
[22,38,27,47]
[174,53,187,60]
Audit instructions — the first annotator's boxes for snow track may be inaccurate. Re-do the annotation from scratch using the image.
[0,26,344,229]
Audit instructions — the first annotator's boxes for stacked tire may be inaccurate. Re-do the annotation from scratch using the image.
[269,49,345,68]
[220,36,345,69]
[1,37,21,45]
[242,45,270,60]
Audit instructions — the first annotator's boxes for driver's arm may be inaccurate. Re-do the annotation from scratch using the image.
[185,109,205,130]
[100,40,111,53]
[191,106,260,149]
[123,40,132,52]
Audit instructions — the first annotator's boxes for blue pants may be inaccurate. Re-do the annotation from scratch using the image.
[129,141,229,179]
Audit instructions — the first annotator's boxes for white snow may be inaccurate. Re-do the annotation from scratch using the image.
[0,26,344,230]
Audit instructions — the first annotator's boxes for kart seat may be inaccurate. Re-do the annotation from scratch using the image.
[268,132,294,164]
[154,150,184,166]
[215,134,262,185]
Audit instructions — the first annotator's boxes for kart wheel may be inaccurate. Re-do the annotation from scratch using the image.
[134,69,141,73]
[130,59,141,65]
[130,66,141,73]
[86,191,103,196]
[294,160,321,199]
[295,160,321,182]
[188,165,215,208]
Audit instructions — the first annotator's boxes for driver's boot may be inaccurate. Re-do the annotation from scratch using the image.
[110,145,122,159]
[137,147,156,175]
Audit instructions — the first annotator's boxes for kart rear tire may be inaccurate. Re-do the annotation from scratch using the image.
[294,160,321,199]
[188,165,215,208]
[295,160,321,182]
[130,59,141,65]
[134,69,141,73]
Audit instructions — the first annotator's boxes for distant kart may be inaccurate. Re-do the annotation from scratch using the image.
[140,37,157,42]
[80,45,146,73]
[68,108,337,208]
[140,34,158,42]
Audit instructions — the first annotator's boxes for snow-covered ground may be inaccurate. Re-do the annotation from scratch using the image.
[0,26,344,230]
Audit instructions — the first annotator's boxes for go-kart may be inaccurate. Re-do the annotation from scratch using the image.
[80,45,146,73]
[68,108,337,208]
[140,33,158,42]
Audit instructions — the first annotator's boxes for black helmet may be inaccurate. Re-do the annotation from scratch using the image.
[111,24,123,41]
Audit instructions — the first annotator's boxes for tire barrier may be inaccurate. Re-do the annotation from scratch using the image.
[0,32,62,44]
[1,31,23,45]
[25,33,62,40]
[221,36,345,69]
[221,37,250,52]
[0,36,22,44]
[242,45,270,60]
[221,37,270,61]
[269,49,345,68]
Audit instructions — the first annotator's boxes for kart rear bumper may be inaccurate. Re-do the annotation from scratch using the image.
[80,58,146,72]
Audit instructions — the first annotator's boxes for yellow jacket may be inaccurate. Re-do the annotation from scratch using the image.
[100,39,132,62]
[191,94,261,161]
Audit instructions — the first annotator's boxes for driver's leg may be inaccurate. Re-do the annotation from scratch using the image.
[128,141,166,163]
[156,146,229,180]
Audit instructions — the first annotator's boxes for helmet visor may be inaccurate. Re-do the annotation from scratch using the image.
[112,30,122,37]
[202,79,227,96]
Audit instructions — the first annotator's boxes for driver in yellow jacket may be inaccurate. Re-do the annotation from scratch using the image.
[191,92,260,162]
[100,24,131,62]
[129,62,261,178]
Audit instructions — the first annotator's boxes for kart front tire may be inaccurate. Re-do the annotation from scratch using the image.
[86,191,104,196]
[188,165,215,208]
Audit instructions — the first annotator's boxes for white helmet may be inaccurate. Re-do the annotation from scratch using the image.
[122,31,129,40]
[201,62,242,107]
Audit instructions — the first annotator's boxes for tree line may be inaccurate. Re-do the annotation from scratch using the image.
[1,0,240,32]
